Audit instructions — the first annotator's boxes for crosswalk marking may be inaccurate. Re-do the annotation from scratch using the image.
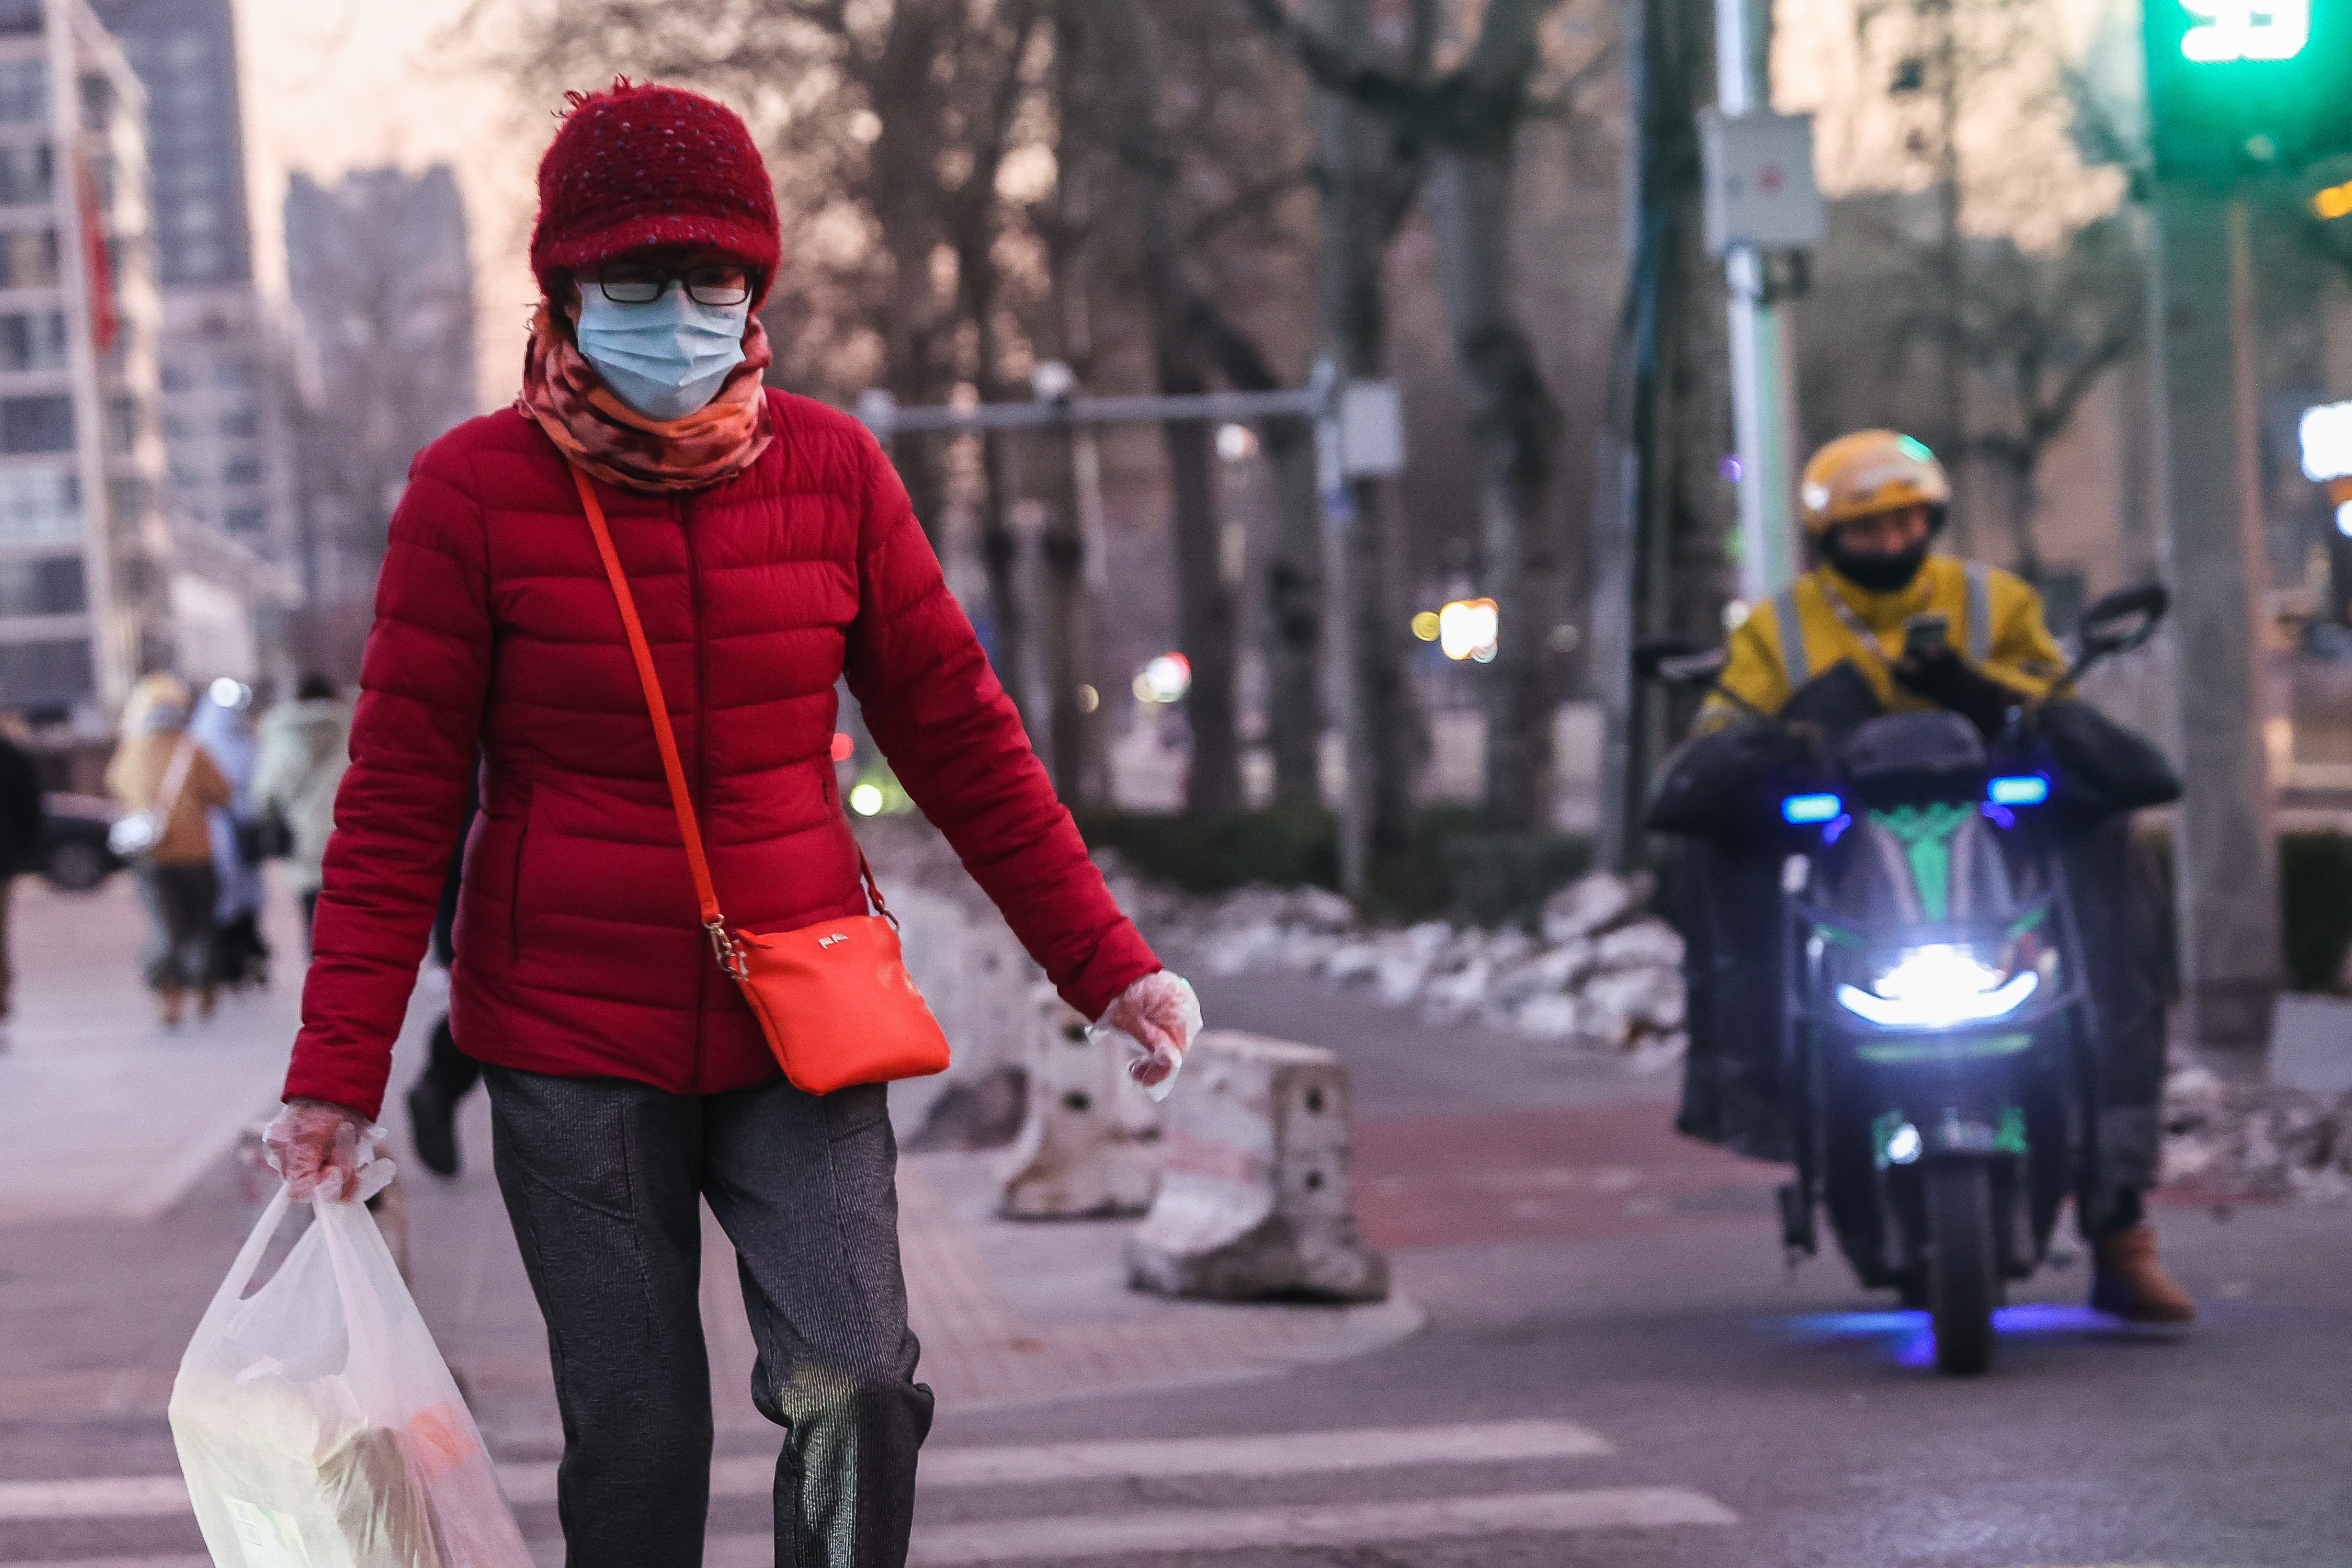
[0,1474,190,1520]
[0,1484,1740,1568]
[915,1419,1615,1487]
[897,1489,1739,1565]
[4,1419,1614,1519]
[0,1421,1739,1568]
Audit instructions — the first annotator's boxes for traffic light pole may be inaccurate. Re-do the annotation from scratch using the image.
[2149,183,2282,1053]
[1715,0,1801,604]
[1313,360,1370,900]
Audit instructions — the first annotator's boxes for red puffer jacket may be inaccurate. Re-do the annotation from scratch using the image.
[286,393,1158,1120]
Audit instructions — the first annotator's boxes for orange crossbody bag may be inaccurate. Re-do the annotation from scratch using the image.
[571,468,952,1095]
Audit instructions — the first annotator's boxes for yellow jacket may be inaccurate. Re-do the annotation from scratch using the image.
[1701,554,2063,730]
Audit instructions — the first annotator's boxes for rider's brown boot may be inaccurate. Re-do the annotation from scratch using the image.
[2090,1223,2196,1323]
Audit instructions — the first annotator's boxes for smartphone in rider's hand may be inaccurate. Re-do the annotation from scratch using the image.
[1902,611,1950,660]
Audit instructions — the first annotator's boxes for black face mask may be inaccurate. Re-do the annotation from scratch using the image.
[1825,535,1930,594]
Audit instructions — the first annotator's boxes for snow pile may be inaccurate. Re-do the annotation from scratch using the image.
[2161,1065,2352,1202]
[1104,861,1689,1070]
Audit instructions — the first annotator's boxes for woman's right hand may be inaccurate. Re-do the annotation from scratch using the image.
[262,1098,377,1202]
[1100,971,1203,1095]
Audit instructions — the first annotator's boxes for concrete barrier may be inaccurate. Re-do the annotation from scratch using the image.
[890,884,1043,1145]
[1125,1030,1389,1303]
[997,990,1164,1219]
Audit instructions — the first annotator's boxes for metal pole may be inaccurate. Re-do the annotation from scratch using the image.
[1715,0,1799,603]
[1313,358,1368,898]
[862,385,1325,436]
[2151,183,2281,1054]
[1070,412,1114,805]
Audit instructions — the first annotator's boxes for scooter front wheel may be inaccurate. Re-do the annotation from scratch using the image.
[1924,1160,1997,1376]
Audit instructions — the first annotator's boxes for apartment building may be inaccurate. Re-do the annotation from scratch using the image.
[92,0,298,685]
[0,0,172,725]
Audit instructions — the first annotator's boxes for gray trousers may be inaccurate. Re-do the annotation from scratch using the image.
[483,1065,933,1568]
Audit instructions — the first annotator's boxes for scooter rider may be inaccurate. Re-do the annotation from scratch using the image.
[1703,430,2062,736]
[1701,429,2195,1324]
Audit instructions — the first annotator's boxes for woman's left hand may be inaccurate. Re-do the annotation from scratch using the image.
[1100,971,1202,1095]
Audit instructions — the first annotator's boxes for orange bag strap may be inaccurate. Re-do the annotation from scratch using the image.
[570,469,890,968]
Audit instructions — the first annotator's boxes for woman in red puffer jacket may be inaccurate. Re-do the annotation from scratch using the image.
[263,81,1198,1568]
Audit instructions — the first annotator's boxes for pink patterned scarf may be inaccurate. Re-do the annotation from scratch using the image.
[518,304,774,494]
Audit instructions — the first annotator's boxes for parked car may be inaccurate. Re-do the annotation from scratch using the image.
[37,793,127,891]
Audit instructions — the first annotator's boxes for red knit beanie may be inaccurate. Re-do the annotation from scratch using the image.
[530,79,782,306]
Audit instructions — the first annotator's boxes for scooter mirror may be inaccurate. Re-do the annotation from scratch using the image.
[1658,648,1731,685]
[1633,637,1724,686]
[2076,581,2168,658]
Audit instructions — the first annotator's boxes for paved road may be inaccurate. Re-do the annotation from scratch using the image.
[915,967,2352,1568]
[3,907,2347,1566]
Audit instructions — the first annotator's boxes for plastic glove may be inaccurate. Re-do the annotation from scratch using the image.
[263,1098,379,1204]
[1093,971,1203,1102]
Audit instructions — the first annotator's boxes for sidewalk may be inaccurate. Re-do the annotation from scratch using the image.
[0,877,303,1226]
[0,870,1417,1482]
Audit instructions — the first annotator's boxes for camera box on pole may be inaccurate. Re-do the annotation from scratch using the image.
[1698,111,1822,257]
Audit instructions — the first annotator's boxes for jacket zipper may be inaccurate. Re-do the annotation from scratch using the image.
[508,794,530,961]
[679,493,710,1090]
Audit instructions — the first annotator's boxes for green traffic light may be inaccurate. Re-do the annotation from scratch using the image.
[2147,0,2352,179]
[2181,0,2310,63]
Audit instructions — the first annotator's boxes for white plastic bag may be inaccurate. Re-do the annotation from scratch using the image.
[169,1158,532,1568]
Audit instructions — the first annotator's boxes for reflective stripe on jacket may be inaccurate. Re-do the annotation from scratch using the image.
[1702,554,2063,729]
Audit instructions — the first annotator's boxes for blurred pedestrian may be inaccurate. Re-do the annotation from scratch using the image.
[191,679,269,991]
[106,674,233,1027]
[0,714,43,1052]
[264,80,1198,1568]
[252,673,351,946]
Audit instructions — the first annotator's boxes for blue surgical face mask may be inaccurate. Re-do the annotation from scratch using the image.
[574,283,749,421]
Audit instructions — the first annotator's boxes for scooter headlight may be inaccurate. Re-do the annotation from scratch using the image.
[1835,941,2038,1029]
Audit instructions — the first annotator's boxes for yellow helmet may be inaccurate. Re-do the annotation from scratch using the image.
[1798,430,1950,537]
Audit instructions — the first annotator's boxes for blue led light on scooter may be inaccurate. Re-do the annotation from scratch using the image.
[1986,774,2049,806]
[1781,792,1842,825]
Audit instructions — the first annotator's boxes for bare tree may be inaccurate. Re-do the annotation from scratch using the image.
[1593,0,1732,866]
[1949,217,2141,583]
[1849,0,2058,549]
[1081,0,1319,818]
[1091,0,1249,817]
[1241,0,1582,832]
[1296,0,1434,847]
[491,0,1058,716]
[285,167,479,680]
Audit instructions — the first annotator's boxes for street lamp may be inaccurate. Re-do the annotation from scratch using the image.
[1436,599,1499,663]
[1134,652,1191,704]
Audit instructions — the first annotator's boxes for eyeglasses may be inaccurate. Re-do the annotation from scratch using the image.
[591,263,753,308]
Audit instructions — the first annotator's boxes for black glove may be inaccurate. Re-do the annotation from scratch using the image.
[1894,647,2024,738]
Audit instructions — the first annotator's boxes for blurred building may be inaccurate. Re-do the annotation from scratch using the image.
[283,164,476,680]
[89,0,299,685]
[0,0,180,731]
